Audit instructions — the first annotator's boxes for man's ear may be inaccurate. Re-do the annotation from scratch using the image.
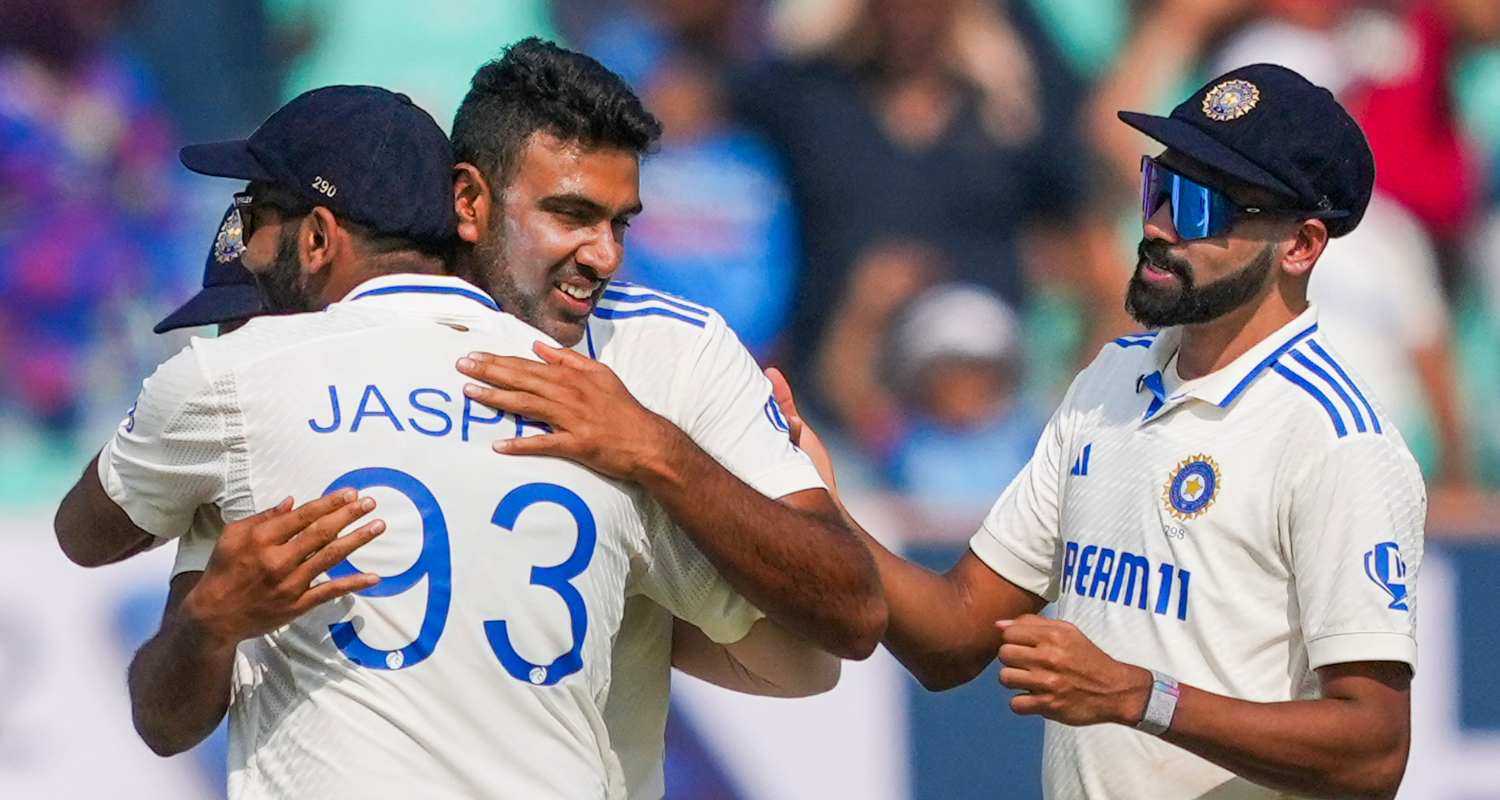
[299,207,341,275]
[1281,218,1329,279]
[453,162,493,245]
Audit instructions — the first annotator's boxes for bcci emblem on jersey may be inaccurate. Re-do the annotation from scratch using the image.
[1364,541,1410,612]
[1163,455,1221,521]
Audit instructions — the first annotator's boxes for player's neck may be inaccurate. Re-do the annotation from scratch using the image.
[1175,288,1307,381]
[316,259,449,308]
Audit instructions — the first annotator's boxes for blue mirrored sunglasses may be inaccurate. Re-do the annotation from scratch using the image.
[1141,156,1255,240]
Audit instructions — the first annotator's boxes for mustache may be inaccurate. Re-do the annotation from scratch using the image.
[1136,239,1193,281]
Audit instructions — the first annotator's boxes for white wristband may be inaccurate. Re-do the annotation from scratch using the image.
[1135,670,1180,736]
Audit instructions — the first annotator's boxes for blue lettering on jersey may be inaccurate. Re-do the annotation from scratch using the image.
[308,384,547,443]
[351,384,404,433]
[1364,541,1409,611]
[1061,540,1191,621]
[407,389,454,437]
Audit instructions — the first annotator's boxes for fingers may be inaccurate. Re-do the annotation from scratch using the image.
[456,354,559,398]
[998,666,1049,693]
[283,495,378,561]
[1009,693,1049,716]
[255,489,359,544]
[295,572,381,612]
[286,519,386,589]
[534,340,590,367]
[461,384,561,423]
[764,367,802,420]
[493,433,571,457]
[997,643,1039,668]
[995,616,1051,646]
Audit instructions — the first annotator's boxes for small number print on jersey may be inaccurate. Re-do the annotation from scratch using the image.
[1162,454,1220,521]
[123,401,137,433]
[311,175,337,197]
[1364,541,1410,612]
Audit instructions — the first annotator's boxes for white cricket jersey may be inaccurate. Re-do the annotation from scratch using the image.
[969,305,1425,800]
[100,274,767,799]
[581,281,827,799]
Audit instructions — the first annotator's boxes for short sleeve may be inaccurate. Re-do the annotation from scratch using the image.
[97,347,237,540]
[172,506,223,576]
[633,499,764,645]
[968,403,1068,600]
[1288,437,1426,672]
[669,314,825,501]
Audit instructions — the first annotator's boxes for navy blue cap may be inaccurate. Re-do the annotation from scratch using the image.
[154,204,267,334]
[179,85,456,243]
[1118,63,1375,237]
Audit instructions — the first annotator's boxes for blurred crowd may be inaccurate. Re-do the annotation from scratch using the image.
[3,0,1499,529]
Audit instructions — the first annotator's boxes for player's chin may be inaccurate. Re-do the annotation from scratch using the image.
[539,300,592,347]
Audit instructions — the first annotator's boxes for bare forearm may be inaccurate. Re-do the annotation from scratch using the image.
[54,454,156,567]
[1159,682,1409,798]
[673,618,840,698]
[854,524,1042,690]
[128,589,238,756]
[640,435,885,659]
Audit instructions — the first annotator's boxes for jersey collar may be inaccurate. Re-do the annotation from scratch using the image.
[1139,305,1320,419]
[339,274,500,314]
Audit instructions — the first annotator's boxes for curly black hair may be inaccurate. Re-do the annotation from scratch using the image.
[452,37,662,188]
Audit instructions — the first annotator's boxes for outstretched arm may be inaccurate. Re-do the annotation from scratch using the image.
[766,367,1046,689]
[458,345,886,660]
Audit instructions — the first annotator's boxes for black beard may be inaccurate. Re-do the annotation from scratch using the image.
[470,229,537,324]
[256,227,312,313]
[1125,239,1274,328]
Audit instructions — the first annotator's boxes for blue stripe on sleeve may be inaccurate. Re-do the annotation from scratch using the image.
[1289,349,1365,433]
[592,306,708,328]
[1271,361,1347,437]
[600,289,710,317]
[1305,340,1381,434]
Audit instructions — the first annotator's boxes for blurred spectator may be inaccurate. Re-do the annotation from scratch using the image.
[732,0,1092,404]
[0,0,197,445]
[884,284,1043,508]
[1465,212,1500,488]
[1344,0,1500,263]
[819,266,1042,507]
[584,2,799,356]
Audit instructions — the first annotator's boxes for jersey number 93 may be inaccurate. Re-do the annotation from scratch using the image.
[321,467,595,687]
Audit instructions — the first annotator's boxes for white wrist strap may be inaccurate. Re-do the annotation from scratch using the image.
[1136,670,1180,736]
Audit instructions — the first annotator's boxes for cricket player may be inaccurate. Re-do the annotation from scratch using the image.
[766,63,1425,799]
[442,39,888,798]
[54,85,782,798]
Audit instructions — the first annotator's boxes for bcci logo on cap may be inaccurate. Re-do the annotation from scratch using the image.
[1202,79,1260,122]
[214,208,247,264]
[1364,541,1409,612]
[1163,455,1220,521]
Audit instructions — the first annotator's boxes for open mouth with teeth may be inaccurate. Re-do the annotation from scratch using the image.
[552,279,602,314]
